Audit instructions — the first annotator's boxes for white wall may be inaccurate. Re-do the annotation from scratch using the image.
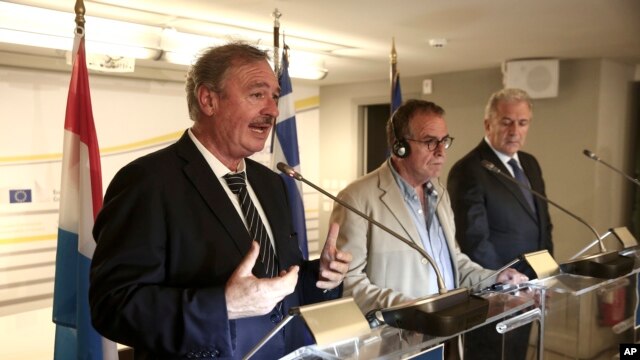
[318,58,639,263]
[0,64,320,359]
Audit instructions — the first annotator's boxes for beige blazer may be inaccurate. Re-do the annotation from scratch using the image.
[331,161,495,314]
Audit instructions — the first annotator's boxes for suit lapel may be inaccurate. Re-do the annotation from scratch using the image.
[175,132,252,255]
[477,141,538,222]
[377,163,425,251]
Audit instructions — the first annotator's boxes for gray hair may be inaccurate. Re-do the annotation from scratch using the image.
[185,42,271,121]
[386,99,446,148]
[484,88,533,120]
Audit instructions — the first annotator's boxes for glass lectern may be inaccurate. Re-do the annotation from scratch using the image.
[282,289,540,360]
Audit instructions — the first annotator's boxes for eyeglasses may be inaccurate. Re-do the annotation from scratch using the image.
[406,136,454,151]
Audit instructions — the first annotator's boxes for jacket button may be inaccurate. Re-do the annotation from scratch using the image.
[421,258,428,264]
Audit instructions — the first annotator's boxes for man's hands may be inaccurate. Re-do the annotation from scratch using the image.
[496,268,529,285]
[317,223,352,290]
[225,223,352,319]
[225,242,298,320]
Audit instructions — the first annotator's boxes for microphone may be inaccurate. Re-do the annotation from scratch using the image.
[276,162,448,294]
[583,149,640,187]
[277,162,492,337]
[480,160,606,253]
[481,160,636,279]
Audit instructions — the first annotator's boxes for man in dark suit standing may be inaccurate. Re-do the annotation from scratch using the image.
[89,42,351,360]
[447,88,553,360]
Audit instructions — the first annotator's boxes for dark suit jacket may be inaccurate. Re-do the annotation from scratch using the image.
[90,131,337,360]
[447,140,553,278]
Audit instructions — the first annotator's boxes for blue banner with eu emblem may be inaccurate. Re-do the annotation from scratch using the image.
[9,189,32,203]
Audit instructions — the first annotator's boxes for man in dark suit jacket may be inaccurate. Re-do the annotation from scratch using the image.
[447,88,553,360]
[89,43,352,360]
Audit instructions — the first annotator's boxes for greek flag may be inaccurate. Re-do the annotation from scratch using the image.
[391,72,402,113]
[272,50,308,258]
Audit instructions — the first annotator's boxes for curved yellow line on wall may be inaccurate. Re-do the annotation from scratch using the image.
[0,152,63,164]
[0,131,182,165]
[0,234,56,245]
[0,96,319,166]
[295,96,319,111]
[101,131,182,155]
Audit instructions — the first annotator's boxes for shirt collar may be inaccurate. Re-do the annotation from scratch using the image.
[483,136,521,165]
[187,128,246,180]
[388,158,434,199]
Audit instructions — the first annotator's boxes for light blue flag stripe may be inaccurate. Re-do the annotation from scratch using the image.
[392,73,402,113]
[53,228,104,360]
[53,228,79,327]
[276,53,308,258]
[275,117,300,166]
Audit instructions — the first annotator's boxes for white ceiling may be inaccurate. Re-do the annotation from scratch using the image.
[4,0,640,85]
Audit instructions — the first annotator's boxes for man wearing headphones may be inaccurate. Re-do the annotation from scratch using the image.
[329,99,527,322]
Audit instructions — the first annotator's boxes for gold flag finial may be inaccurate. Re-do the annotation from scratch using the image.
[74,0,86,30]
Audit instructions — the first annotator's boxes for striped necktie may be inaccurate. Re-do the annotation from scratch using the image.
[507,158,536,212]
[224,172,278,278]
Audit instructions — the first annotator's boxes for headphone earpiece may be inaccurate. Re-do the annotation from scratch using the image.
[391,112,410,158]
[392,139,410,158]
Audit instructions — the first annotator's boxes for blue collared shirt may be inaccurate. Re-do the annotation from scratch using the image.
[388,160,455,294]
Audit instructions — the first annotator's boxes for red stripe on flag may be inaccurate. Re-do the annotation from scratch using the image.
[64,39,103,219]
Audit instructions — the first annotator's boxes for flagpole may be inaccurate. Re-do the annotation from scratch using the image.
[390,37,398,112]
[75,0,85,28]
[71,0,86,63]
[270,8,282,154]
[272,8,281,75]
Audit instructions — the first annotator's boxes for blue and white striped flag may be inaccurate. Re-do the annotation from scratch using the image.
[391,72,402,113]
[272,50,308,259]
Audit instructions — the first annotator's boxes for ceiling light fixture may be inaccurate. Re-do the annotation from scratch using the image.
[428,38,448,48]
[0,2,330,80]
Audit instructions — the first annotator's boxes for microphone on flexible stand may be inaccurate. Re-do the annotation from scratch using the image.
[582,150,640,252]
[481,160,634,279]
[277,162,447,293]
[277,162,490,336]
[481,160,606,252]
[583,149,640,187]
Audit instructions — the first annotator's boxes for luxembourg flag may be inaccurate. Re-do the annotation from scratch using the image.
[52,31,117,360]
[272,48,308,258]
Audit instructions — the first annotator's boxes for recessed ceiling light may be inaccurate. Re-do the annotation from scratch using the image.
[428,38,447,48]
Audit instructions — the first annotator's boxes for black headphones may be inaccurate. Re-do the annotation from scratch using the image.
[391,111,410,158]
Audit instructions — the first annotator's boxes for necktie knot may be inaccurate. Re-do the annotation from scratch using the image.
[224,172,247,195]
[507,158,520,170]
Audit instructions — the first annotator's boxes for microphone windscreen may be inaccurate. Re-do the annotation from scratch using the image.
[480,160,498,173]
[583,149,598,160]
